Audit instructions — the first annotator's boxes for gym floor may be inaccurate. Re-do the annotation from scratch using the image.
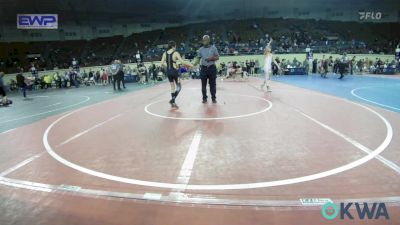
[0,75,399,225]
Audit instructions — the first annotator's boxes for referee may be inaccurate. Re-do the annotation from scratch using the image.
[110,60,121,90]
[195,35,220,103]
[117,60,126,89]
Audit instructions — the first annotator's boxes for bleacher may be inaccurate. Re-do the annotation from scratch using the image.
[1,18,399,73]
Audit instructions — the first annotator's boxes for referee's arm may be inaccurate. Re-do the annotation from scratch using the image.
[207,46,219,62]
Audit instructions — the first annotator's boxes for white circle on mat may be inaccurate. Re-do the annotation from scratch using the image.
[43,93,392,190]
[144,94,273,120]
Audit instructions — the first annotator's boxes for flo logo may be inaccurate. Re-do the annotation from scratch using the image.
[359,11,382,20]
[322,202,390,220]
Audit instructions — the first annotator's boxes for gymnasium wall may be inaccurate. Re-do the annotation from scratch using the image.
[0,22,180,42]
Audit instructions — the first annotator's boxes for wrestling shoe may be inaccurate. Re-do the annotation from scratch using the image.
[171,103,179,109]
[169,99,175,107]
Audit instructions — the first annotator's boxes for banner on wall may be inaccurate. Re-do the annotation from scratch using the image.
[17,14,58,29]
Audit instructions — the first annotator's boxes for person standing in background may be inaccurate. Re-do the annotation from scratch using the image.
[272,56,281,76]
[138,63,147,84]
[350,56,356,75]
[101,69,108,86]
[245,60,250,74]
[338,54,348,79]
[320,55,328,78]
[306,48,313,74]
[69,69,79,88]
[0,71,10,105]
[357,59,363,74]
[54,72,61,88]
[135,50,143,64]
[30,63,38,79]
[150,63,157,82]
[72,58,79,71]
[250,60,255,75]
[396,44,400,72]
[16,69,28,98]
[255,59,260,74]
[312,58,317,74]
[261,39,280,92]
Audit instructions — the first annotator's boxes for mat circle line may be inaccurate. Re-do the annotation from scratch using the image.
[144,93,273,120]
[43,93,393,190]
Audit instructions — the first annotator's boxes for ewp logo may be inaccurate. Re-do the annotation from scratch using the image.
[322,202,390,220]
[17,14,58,29]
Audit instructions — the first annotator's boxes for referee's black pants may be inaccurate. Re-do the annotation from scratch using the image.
[119,71,126,88]
[113,75,120,90]
[200,65,217,101]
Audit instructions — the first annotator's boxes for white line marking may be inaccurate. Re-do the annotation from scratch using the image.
[299,198,333,206]
[58,114,122,146]
[173,129,202,193]
[42,102,61,109]
[0,178,53,192]
[144,94,273,121]
[0,176,399,206]
[143,192,162,200]
[274,83,399,173]
[169,129,202,199]
[351,87,400,111]
[43,92,393,190]
[0,128,16,134]
[0,153,43,177]
[0,96,90,124]
[295,108,400,174]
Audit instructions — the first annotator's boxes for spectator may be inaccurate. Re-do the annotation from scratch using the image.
[250,60,255,75]
[16,70,28,98]
[101,69,108,86]
[0,71,9,105]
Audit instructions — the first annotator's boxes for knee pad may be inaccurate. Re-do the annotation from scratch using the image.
[176,83,181,93]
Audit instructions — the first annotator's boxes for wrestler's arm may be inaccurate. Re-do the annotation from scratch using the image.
[175,52,193,68]
[160,52,166,68]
